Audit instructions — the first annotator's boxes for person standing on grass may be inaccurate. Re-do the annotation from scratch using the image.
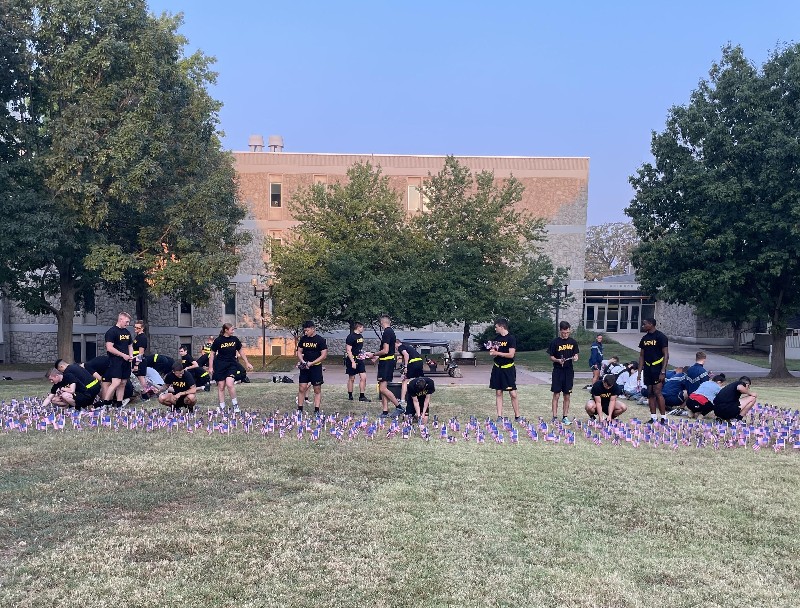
[712,376,757,422]
[547,321,579,425]
[585,333,604,389]
[585,374,627,421]
[296,320,328,415]
[158,362,197,412]
[636,317,669,425]
[489,317,520,421]
[344,322,370,402]
[373,314,402,417]
[209,323,253,414]
[102,312,134,408]
[132,320,148,362]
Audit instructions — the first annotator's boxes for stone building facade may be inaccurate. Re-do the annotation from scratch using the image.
[2,140,589,363]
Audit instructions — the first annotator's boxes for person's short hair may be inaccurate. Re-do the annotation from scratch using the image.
[610,355,619,362]
[302,320,315,329]
[629,362,639,370]
[602,374,616,386]
[118,311,132,321]
[47,368,62,379]
[354,322,364,329]
[495,318,509,330]
[739,376,752,385]
[413,377,427,392]
[135,319,146,330]
[696,351,706,361]
[712,374,726,382]
[179,346,188,353]
[380,314,391,323]
[596,334,603,340]
[172,362,184,372]
[54,359,67,370]
[643,317,657,326]
[559,321,571,330]
[394,337,403,343]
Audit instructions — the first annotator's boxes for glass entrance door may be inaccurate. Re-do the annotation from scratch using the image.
[619,304,641,332]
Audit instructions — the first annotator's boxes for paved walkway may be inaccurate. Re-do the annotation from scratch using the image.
[608,333,771,377]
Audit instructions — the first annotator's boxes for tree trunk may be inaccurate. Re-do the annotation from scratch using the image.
[135,282,149,324]
[731,322,742,354]
[767,325,791,379]
[54,269,77,363]
[462,321,471,352]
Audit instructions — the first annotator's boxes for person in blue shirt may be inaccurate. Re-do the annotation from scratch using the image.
[683,351,710,396]
[662,365,687,410]
[584,334,604,389]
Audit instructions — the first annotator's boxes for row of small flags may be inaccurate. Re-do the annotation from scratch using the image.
[2,398,799,452]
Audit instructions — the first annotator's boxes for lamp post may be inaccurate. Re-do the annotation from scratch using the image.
[251,275,274,367]
[547,278,569,335]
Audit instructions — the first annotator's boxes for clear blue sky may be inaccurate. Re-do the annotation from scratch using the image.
[147,0,799,225]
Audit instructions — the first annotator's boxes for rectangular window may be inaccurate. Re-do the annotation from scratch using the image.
[178,300,192,327]
[270,183,282,207]
[313,174,327,186]
[407,177,422,212]
[224,292,236,316]
[179,336,192,353]
[271,344,283,356]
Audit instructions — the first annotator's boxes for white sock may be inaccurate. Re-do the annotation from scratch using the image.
[219,402,226,409]
[232,398,238,405]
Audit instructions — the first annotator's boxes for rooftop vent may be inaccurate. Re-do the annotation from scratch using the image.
[248,134,264,152]
[267,134,284,152]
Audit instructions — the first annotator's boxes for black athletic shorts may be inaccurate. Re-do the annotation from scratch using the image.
[550,366,574,394]
[212,360,239,382]
[345,357,366,376]
[377,359,394,383]
[713,401,741,420]
[174,395,195,412]
[686,396,714,416]
[106,356,131,380]
[74,391,96,409]
[406,396,432,417]
[193,370,211,386]
[299,364,324,386]
[642,365,663,386]
[406,361,424,379]
[490,364,517,391]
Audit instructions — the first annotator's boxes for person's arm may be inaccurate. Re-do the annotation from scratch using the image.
[238,350,253,371]
[309,348,327,366]
[660,346,669,382]
[637,350,644,382]
[737,384,757,398]
[375,340,389,357]
[608,395,617,419]
[208,351,215,376]
[185,359,199,370]
[346,343,355,365]
[421,394,430,418]
[595,396,606,421]
[297,345,305,365]
[106,340,132,361]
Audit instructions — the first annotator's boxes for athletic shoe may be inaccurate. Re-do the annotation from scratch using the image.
[393,406,405,417]
[348,396,354,401]
[203,384,211,392]
[583,384,592,390]
[358,396,371,402]
[121,398,130,408]
[514,416,521,423]
[561,416,572,426]
[660,418,669,425]
[551,416,558,423]
[380,411,390,418]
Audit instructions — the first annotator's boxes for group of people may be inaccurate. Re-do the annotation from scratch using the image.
[41,312,759,426]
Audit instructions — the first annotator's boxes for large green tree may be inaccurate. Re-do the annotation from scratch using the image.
[584,222,638,281]
[627,44,800,377]
[0,1,246,360]
[271,162,425,338]
[415,156,551,350]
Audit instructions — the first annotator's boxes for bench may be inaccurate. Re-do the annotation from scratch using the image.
[452,351,477,366]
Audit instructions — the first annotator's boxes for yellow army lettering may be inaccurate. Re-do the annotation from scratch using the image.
[301,341,317,349]
[218,341,237,348]
[498,341,508,347]
[642,339,657,346]
[173,380,188,390]
[557,344,574,352]
[356,337,363,344]
[119,335,130,341]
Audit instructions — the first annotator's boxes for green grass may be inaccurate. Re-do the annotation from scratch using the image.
[2,382,799,607]
[708,348,800,372]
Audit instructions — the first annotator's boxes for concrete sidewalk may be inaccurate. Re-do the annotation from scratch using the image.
[607,333,777,377]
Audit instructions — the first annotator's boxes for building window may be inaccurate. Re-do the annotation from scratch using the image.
[179,336,192,353]
[178,299,192,327]
[223,287,237,325]
[271,344,283,356]
[72,335,97,363]
[313,174,327,186]
[270,183,282,207]
[407,178,429,212]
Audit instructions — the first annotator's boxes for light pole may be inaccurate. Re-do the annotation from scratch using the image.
[251,275,274,368]
[547,278,569,335]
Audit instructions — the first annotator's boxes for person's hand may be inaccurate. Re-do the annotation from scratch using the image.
[246,362,253,371]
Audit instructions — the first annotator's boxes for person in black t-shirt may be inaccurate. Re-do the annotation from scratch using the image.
[344,322,371,402]
[55,359,101,408]
[396,337,424,407]
[489,318,520,421]
[585,374,627,421]
[180,346,211,390]
[102,312,134,407]
[373,314,402,416]
[42,368,76,408]
[297,320,328,414]
[407,376,435,422]
[636,317,670,424]
[135,353,175,395]
[209,323,253,413]
[547,321,580,425]
[132,320,148,361]
[158,362,197,412]
[713,376,757,421]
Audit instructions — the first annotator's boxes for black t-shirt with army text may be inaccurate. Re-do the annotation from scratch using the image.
[408,377,436,398]
[638,330,669,365]
[164,370,196,392]
[547,337,579,368]
[345,332,364,357]
[299,334,328,363]
[211,336,242,362]
[493,333,517,366]
[132,333,148,356]
[591,380,621,408]
[105,326,132,357]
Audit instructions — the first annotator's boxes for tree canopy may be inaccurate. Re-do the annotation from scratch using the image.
[626,44,800,377]
[0,0,246,359]
[584,222,638,281]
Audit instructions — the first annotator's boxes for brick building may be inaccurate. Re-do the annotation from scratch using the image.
[0,137,589,363]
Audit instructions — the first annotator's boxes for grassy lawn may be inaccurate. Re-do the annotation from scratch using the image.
[2,381,799,607]
[708,348,800,372]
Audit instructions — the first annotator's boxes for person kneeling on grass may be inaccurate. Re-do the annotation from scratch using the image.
[685,374,726,419]
[158,362,197,412]
[586,374,627,422]
[406,376,435,424]
[712,376,757,422]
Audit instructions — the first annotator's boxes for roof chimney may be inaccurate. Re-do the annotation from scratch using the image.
[248,134,264,152]
[267,134,284,153]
